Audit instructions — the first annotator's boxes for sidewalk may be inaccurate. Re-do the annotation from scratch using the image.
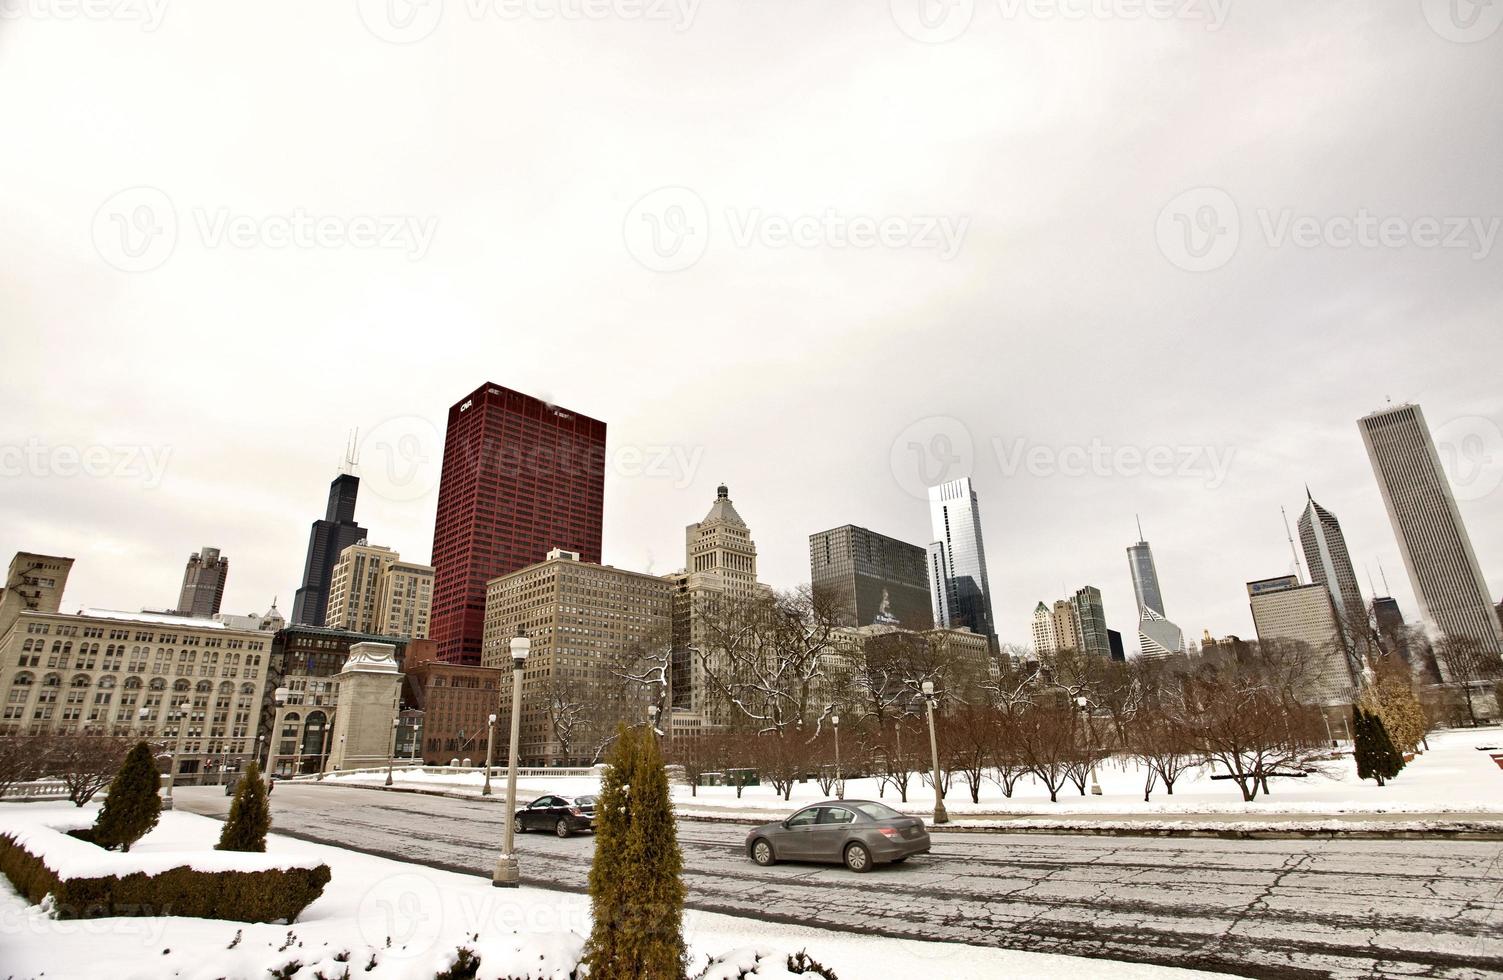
[298,779,1503,840]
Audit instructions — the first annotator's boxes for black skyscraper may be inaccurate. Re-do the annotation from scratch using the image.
[291,472,366,627]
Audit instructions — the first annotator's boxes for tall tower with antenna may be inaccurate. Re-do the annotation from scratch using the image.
[1126,518,1183,659]
[291,435,368,627]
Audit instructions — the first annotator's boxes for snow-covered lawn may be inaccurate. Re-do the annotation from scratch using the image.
[322,725,1503,819]
[0,804,1238,979]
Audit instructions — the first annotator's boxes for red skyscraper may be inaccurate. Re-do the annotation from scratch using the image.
[430,383,606,664]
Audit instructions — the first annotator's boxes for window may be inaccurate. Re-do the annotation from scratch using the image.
[786,808,820,828]
[817,807,855,825]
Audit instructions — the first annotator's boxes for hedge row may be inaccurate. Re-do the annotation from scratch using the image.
[0,832,330,923]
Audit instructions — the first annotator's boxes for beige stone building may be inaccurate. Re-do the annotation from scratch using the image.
[483,549,673,765]
[1247,574,1358,707]
[0,552,272,784]
[325,542,433,640]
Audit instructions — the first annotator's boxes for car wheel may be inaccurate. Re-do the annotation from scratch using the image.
[516,820,528,833]
[555,818,571,839]
[751,838,776,866]
[844,842,873,873]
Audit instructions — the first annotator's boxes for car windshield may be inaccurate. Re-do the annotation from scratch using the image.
[851,801,902,821]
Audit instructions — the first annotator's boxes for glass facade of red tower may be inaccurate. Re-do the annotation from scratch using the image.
[430,383,606,665]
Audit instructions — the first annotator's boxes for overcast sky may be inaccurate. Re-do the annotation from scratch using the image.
[2,1,1501,650]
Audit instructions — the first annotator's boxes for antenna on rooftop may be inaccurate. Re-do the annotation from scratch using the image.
[1282,505,1305,584]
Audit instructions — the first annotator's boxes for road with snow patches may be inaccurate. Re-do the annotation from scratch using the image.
[178,783,1503,979]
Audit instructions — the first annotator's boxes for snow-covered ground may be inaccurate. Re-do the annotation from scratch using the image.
[0,804,1239,979]
[322,725,1503,819]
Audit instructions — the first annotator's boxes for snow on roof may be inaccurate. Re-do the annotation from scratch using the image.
[78,608,234,629]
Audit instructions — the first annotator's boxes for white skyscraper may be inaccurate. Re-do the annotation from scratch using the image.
[926,478,997,648]
[1361,403,1503,680]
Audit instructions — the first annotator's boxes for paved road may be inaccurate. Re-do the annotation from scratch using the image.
[178,784,1503,979]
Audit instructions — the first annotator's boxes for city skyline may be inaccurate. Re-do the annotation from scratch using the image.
[6,389,1501,654]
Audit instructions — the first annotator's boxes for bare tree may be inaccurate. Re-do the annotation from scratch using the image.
[1008,698,1078,803]
[41,735,131,806]
[0,734,47,798]
[944,704,996,804]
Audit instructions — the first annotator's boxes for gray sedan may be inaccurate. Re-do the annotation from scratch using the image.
[745,800,930,872]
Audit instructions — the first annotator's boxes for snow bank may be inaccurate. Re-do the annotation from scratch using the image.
[0,807,323,880]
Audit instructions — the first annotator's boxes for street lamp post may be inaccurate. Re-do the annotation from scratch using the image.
[648,703,659,736]
[832,713,842,800]
[493,636,529,887]
[920,681,948,825]
[482,713,497,796]
[318,716,335,780]
[385,717,399,786]
[1075,697,1102,795]
[265,688,289,779]
[163,699,191,808]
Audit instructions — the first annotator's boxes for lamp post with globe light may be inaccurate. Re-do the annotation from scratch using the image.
[493,636,529,887]
[483,713,497,796]
[832,713,843,800]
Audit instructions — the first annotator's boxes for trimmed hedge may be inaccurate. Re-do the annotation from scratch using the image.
[0,832,330,923]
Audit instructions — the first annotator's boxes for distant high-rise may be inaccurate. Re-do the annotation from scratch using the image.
[1071,585,1111,658]
[1030,601,1057,654]
[809,525,932,630]
[1107,629,1126,663]
[176,547,228,619]
[1360,403,1503,678]
[1247,574,1358,706]
[1298,490,1368,656]
[1051,599,1081,652]
[1372,596,1405,637]
[430,383,606,665]
[1127,522,1183,659]
[291,471,367,627]
[926,478,997,647]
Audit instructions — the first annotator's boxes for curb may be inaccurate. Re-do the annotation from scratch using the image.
[290,780,1503,840]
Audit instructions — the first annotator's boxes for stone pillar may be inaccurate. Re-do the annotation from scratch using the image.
[327,643,403,770]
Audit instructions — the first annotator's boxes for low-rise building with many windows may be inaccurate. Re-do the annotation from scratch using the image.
[0,596,273,784]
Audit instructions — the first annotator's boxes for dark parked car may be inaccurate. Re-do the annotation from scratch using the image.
[516,794,597,837]
[745,800,930,872]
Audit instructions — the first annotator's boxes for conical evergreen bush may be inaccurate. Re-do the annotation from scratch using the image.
[1353,706,1404,787]
[585,725,686,980]
[217,761,271,852]
[93,741,162,852]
